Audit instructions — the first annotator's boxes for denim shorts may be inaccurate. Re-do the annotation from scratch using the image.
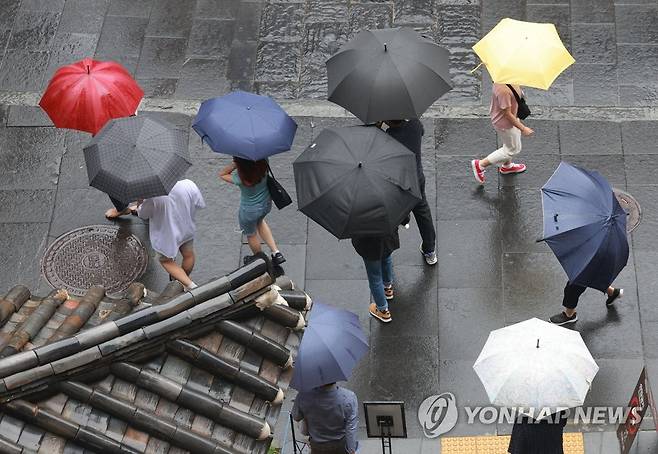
[239,199,272,235]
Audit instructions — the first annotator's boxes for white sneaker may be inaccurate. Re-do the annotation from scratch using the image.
[420,244,438,265]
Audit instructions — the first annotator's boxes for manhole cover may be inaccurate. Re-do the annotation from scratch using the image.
[613,188,641,233]
[42,225,148,296]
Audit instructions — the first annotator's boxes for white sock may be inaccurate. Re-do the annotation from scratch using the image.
[272,250,280,255]
[185,281,198,291]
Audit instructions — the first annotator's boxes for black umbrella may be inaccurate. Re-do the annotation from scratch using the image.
[293,126,421,239]
[84,116,191,204]
[326,28,452,123]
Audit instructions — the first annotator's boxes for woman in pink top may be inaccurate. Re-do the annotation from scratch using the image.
[470,83,535,184]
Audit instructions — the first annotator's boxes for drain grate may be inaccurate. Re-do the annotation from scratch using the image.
[42,225,148,296]
[613,188,642,233]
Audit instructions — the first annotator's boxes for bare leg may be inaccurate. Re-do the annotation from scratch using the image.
[160,258,192,287]
[565,308,576,317]
[247,233,262,255]
[181,247,195,276]
[606,286,615,296]
[257,220,279,253]
[479,157,492,168]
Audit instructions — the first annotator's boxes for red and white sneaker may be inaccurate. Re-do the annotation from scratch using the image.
[499,163,527,174]
[471,159,485,184]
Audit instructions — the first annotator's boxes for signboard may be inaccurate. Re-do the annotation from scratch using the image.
[617,367,656,453]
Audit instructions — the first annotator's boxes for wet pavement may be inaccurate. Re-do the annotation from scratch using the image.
[0,0,658,107]
[0,106,657,452]
[1,0,658,453]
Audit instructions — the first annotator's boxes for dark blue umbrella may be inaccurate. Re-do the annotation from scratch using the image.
[192,91,297,161]
[290,302,368,391]
[540,162,629,292]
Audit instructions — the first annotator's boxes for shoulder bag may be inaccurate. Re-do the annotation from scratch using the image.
[266,162,292,210]
[506,84,531,120]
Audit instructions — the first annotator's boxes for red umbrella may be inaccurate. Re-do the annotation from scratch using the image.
[39,58,144,135]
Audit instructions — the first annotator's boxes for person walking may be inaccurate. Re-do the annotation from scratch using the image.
[549,282,623,325]
[471,83,534,184]
[136,179,205,291]
[508,411,568,454]
[219,158,285,266]
[352,228,400,323]
[292,383,358,454]
[384,119,437,265]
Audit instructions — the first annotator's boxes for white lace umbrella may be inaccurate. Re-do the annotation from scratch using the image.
[473,318,599,413]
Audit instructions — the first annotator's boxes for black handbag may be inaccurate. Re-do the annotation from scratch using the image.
[506,84,531,120]
[266,163,292,210]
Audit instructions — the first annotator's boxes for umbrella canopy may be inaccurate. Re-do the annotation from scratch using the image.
[84,116,191,204]
[192,91,297,161]
[541,162,629,292]
[326,27,452,123]
[474,318,599,413]
[472,18,575,90]
[293,126,421,239]
[290,302,368,391]
[39,58,144,135]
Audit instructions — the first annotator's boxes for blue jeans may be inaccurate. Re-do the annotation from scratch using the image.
[362,255,393,311]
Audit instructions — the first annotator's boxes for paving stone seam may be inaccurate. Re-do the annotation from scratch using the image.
[2,90,658,121]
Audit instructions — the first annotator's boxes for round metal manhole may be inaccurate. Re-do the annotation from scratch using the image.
[613,188,642,233]
[42,225,148,296]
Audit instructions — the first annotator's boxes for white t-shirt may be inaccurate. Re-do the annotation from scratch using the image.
[138,179,206,259]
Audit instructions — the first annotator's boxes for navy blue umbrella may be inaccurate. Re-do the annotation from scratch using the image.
[192,91,297,161]
[290,302,368,391]
[540,162,629,291]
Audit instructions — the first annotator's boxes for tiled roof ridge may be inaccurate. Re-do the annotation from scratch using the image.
[0,258,273,390]
[0,261,313,454]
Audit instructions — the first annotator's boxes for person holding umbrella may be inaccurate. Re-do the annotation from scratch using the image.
[219,158,285,266]
[293,126,421,322]
[290,303,367,454]
[135,179,205,290]
[470,83,533,184]
[469,18,576,184]
[539,162,629,325]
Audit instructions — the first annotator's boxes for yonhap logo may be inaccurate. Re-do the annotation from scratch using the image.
[418,392,458,438]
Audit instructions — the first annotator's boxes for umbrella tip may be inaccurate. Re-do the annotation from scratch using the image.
[384,43,387,52]
[358,162,363,168]
[86,65,90,74]
[536,338,540,349]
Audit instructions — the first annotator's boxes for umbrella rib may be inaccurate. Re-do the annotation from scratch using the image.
[337,168,368,238]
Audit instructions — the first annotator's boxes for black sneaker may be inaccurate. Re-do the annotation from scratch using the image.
[272,252,286,266]
[243,254,257,266]
[549,311,578,325]
[605,288,623,307]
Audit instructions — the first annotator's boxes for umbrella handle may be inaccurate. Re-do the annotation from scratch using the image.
[469,62,483,74]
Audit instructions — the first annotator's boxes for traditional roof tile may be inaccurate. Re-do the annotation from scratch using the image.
[0,257,309,454]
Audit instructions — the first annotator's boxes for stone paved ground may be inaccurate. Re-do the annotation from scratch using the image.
[1,0,658,453]
[0,0,658,107]
[1,105,657,452]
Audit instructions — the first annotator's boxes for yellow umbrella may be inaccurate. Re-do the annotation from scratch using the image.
[472,18,575,90]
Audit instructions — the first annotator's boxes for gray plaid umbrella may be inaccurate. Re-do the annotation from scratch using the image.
[84,116,191,204]
[327,27,452,123]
